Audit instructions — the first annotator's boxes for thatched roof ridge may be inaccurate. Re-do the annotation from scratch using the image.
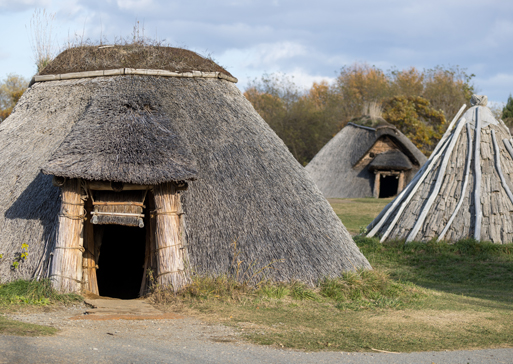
[369,150,412,171]
[374,125,426,167]
[42,92,198,185]
[306,123,427,198]
[39,45,234,78]
[0,75,370,283]
[367,98,513,243]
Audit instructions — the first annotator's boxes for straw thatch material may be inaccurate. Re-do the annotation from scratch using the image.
[0,67,370,284]
[367,96,513,243]
[369,150,412,171]
[39,45,234,78]
[306,122,427,198]
[42,92,198,185]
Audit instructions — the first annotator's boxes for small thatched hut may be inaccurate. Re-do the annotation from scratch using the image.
[367,95,513,243]
[0,45,370,297]
[306,118,427,198]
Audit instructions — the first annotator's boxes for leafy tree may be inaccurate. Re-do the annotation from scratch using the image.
[422,66,475,120]
[244,74,342,165]
[0,73,28,122]
[334,63,390,122]
[503,94,513,124]
[245,64,475,164]
[382,96,446,156]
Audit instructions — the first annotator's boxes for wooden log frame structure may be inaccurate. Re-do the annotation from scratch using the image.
[50,177,189,294]
[367,95,513,244]
[153,183,190,291]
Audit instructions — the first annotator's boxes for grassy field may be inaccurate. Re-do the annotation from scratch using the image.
[150,199,513,352]
[329,198,392,235]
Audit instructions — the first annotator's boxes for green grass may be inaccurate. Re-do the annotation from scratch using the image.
[356,236,513,302]
[329,198,392,235]
[0,279,82,337]
[0,315,57,337]
[0,279,82,306]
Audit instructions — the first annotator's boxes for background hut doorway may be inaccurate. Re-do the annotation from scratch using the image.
[373,171,405,198]
[96,225,146,299]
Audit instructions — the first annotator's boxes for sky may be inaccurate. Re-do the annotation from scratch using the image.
[0,0,512,104]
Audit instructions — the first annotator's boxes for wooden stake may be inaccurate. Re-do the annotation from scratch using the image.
[438,123,473,241]
[406,117,467,242]
[503,138,513,160]
[373,172,380,198]
[50,178,85,293]
[397,172,405,194]
[153,183,190,291]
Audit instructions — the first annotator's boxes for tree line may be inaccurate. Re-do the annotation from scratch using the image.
[244,64,480,164]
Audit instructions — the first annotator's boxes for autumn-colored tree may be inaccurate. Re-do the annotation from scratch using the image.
[245,65,475,164]
[244,74,342,164]
[0,73,28,122]
[422,66,474,120]
[389,67,424,97]
[335,63,474,123]
[334,63,390,122]
[383,96,446,156]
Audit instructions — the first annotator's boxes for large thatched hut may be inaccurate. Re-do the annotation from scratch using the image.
[306,118,427,198]
[368,95,513,243]
[0,45,370,297]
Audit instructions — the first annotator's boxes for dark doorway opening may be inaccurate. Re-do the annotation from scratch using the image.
[96,225,146,299]
[379,174,399,198]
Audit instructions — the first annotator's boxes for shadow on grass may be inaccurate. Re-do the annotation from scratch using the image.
[355,236,513,307]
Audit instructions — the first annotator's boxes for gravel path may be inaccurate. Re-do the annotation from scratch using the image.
[1,304,512,364]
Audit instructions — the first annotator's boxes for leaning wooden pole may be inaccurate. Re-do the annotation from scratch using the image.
[153,183,190,291]
[50,178,85,293]
[474,108,482,240]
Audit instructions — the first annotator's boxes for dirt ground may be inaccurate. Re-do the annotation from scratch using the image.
[1,301,512,364]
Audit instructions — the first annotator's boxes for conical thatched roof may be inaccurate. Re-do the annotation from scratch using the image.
[305,120,427,198]
[0,46,370,283]
[368,95,513,243]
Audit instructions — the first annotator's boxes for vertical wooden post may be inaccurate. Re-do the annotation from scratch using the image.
[373,172,380,198]
[50,178,85,293]
[140,191,155,296]
[82,197,99,295]
[397,172,405,194]
[153,183,189,291]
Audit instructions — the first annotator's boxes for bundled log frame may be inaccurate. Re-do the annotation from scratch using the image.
[153,183,190,291]
[50,179,85,293]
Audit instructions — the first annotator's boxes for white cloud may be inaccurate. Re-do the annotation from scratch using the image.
[0,0,50,11]
[116,0,154,11]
